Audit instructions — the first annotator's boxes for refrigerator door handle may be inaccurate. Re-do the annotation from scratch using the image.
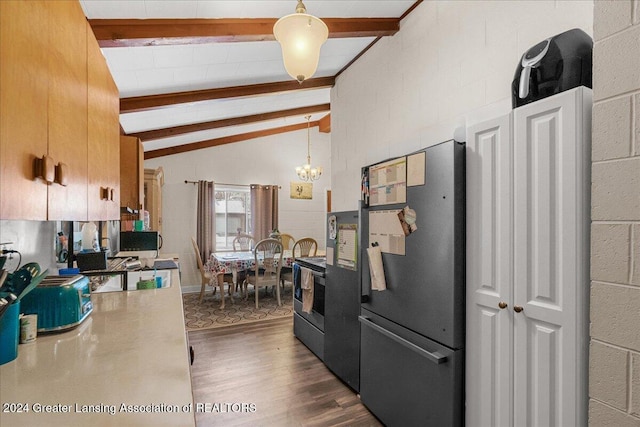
[358,316,447,364]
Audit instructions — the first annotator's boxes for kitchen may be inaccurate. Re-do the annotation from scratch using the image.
[1,1,639,426]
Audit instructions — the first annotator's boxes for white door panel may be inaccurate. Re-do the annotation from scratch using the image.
[466,114,513,427]
[513,88,590,427]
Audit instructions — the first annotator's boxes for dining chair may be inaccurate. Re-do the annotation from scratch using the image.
[231,233,254,294]
[233,233,254,251]
[279,233,295,250]
[192,237,236,303]
[281,237,318,289]
[191,237,215,303]
[278,233,295,291]
[245,238,283,308]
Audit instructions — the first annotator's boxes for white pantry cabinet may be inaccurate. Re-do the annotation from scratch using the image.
[465,87,591,427]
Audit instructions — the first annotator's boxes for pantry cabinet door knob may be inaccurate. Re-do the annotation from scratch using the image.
[498,301,508,309]
[514,305,524,313]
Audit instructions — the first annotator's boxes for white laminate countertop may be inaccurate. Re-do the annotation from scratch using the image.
[0,268,195,427]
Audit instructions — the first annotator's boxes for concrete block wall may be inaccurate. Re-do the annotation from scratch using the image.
[590,0,640,424]
[330,0,593,211]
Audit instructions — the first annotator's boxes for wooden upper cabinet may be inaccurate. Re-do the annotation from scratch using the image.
[1,1,119,221]
[0,1,49,220]
[120,135,144,220]
[87,21,120,221]
[47,0,88,221]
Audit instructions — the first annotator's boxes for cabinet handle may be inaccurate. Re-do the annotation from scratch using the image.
[359,316,447,364]
[498,301,508,309]
[55,162,68,186]
[34,155,55,184]
[101,187,116,201]
[514,305,524,313]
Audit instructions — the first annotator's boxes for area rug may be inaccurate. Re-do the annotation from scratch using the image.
[182,288,293,331]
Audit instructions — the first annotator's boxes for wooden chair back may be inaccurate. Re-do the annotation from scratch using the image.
[192,237,213,302]
[252,238,283,282]
[292,237,318,259]
[247,238,284,308]
[191,237,206,276]
[233,233,254,251]
[280,233,295,250]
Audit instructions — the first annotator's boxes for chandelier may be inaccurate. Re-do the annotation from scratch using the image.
[273,0,328,83]
[296,115,322,181]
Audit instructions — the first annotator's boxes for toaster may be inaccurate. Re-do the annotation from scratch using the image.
[20,275,93,332]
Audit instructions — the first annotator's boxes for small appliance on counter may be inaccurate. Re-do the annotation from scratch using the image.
[76,250,107,272]
[512,28,592,108]
[20,275,93,333]
[119,231,162,252]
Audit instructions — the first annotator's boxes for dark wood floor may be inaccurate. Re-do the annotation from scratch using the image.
[188,317,382,427]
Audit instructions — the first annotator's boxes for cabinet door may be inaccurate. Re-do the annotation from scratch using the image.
[120,135,144,218]
[47,0,88,220]
[465,114,513,427]
[144,168,163,232]
[88,22,120,220]
[0,1,49,220]
[513,87,591,427]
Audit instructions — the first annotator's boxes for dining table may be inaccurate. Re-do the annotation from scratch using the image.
[208,250,294,308]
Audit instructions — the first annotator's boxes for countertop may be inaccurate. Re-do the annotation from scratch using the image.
[0,268,195,426]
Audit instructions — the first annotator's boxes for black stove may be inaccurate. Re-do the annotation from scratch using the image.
[293,256,326,361]
[294,256,326,273]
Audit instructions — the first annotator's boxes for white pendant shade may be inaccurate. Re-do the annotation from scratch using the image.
[274,11,328,83]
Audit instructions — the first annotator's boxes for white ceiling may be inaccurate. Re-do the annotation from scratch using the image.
[79,1,417,154]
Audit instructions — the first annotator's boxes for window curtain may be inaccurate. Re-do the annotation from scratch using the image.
[250,184,278,242]
[196,180,215,262]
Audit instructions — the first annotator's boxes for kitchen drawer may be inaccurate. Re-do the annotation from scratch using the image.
[293,312,324,362]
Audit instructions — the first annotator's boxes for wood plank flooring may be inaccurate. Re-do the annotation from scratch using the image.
[188,317,382,427]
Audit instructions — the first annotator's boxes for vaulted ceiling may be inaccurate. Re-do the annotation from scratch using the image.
[80,1,421,159]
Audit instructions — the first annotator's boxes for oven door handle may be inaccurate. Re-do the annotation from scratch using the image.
[358,316,447,364]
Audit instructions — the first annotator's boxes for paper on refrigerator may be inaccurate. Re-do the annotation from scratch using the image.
[367,245,387,291]
[369,210,405,255]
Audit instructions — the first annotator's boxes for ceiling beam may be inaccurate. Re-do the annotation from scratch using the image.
[120,76,334,113]
[144,121,319,159]
[318,114,331,133]
[129,103,330,141]
[89,18,400,48]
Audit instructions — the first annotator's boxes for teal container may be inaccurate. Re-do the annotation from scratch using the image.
[0,301,20,365]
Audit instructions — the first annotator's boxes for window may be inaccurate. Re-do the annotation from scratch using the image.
[215,186,251,250]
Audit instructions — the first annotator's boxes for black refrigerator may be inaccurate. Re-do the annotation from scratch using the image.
[324,210,361,392]
[359,139,465,426]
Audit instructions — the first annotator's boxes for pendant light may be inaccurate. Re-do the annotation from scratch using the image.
[273,0,328,83]
[295,115,322,181]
